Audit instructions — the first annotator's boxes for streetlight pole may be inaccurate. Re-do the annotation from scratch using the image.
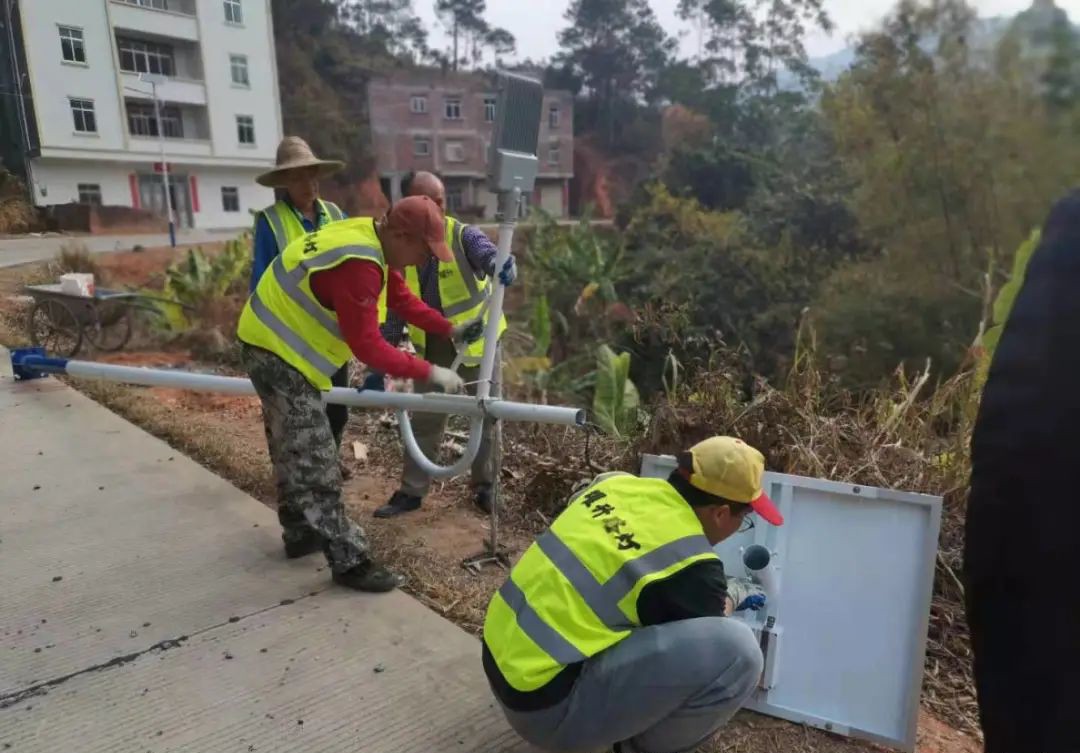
[141,73,174,248]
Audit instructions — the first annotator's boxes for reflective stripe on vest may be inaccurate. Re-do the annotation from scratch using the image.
[238,219,386,389]
[406,217,506,363]
[482,475,718,692]
[261,199,345,254]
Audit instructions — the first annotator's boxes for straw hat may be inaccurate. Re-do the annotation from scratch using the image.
[256,136,345,187]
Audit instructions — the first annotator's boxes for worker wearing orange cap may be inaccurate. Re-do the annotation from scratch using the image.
[482,436,784,753]
[237,196,483,593]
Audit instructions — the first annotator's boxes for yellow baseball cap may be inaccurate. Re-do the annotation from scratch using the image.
[684,436,783,525]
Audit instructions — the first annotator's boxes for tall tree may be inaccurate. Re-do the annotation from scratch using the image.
[678,0,832,91]
[556,0,676,146]
[434,0,515,70]
[337,0,429,61]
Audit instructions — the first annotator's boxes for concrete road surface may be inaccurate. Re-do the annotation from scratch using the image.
[0,351,532,753]
[0,229,239,269]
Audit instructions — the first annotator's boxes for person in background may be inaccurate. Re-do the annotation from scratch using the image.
[237,196,484,592]
[372,171,517,518]
[966,190,1080,753]
[252,137,351,459]
[483,436,781,753]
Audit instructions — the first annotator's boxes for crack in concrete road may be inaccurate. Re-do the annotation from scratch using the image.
[0,589,326,709]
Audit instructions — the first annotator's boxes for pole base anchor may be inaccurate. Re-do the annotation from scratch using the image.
[461,540,511,574]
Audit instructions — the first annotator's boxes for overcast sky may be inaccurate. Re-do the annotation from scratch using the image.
[415,0,1077,61]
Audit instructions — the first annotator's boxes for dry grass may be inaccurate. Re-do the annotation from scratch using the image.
[0,172,35,234]
[633,345,979,736]
[50,242,107,282]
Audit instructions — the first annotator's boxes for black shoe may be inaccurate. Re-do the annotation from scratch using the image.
[374,491,422,518]
[474,484,495,514]
[332,561,402,592]
[284,530,324,559]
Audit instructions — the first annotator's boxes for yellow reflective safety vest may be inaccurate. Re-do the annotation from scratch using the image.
[483,473,719,692]
[404,216,507,365]
[237,218,388,390]
[258,198,345,253]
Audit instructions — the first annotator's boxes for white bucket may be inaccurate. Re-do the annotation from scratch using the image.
[59,273,95,297]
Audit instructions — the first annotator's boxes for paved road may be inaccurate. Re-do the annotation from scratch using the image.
[0,229,239,269]
[0,349,531,753]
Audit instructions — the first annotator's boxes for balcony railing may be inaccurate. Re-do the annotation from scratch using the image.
[113,0,196,17]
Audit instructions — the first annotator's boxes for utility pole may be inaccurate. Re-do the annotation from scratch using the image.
[141,73,175,248]
[5,0,36,203]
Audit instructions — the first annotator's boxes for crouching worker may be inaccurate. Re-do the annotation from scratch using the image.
[482,436,784,753]
[237,196,483,593]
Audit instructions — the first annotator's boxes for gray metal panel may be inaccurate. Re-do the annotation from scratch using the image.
[638,454,942,753]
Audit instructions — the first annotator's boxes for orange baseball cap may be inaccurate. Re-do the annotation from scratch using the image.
[386,195,453,262]
[684,436,784,525]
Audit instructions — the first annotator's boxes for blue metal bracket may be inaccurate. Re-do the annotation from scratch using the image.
[11,348,68,381]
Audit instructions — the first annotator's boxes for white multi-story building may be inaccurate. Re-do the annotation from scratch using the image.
[1,0,281,230]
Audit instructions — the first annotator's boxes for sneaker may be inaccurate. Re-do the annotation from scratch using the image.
[332,561,402,592]
[373,490,422,518]
[283,530,324,559]
[474,484,496,514]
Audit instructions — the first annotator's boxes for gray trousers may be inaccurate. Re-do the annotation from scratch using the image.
[497,618,763,753]
[399,336,501,497]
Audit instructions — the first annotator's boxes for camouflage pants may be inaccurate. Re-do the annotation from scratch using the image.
[242,344,368,574]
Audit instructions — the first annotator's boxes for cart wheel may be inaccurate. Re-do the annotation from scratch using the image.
[85,306,133,352]
[27,300,83,358]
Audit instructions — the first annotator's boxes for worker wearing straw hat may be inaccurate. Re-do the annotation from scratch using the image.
[252,137,352,458]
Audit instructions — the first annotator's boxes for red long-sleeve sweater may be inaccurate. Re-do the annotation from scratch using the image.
[309,259,452,381]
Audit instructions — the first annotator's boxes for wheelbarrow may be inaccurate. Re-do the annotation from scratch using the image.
[23,284,184,358]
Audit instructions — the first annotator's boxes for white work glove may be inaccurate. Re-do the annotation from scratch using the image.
[726,577,767,612]
[428,365,465,394]
[451,318,485,347]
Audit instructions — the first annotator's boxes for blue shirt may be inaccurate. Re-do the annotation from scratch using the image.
[250,200,345,293]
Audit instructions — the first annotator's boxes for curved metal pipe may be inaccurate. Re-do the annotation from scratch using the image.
[397,410,486,478]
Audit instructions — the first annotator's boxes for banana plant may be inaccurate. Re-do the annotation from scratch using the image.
[592,344,641,439]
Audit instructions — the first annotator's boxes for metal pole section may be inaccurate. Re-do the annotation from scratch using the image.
[151,81,176,248]
[477,187,520,400]
[19,357,584,424]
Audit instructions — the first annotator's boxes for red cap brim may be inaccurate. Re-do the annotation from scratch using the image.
[750,491,783,526]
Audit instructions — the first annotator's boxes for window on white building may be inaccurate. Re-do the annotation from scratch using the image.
[127,101,183,138]
[230,54,249,86]
[410,95,427,114]
[236,115,255,144]
[119,0,170,10]
[483,96,496,123]
[413,136,431,156]
[446,187,464,212]
[69,98,97,133]
[549,104,561,129]
[444,96,462,120]
[58,27,85,64]
[118,38,175,77]
[224,0,243,24]
[547,140,561,166]
[222,187,240,212]
[444,140,465,163]
[77,184,102,206]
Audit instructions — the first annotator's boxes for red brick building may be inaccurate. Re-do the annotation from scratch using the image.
[367,70,573,218]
